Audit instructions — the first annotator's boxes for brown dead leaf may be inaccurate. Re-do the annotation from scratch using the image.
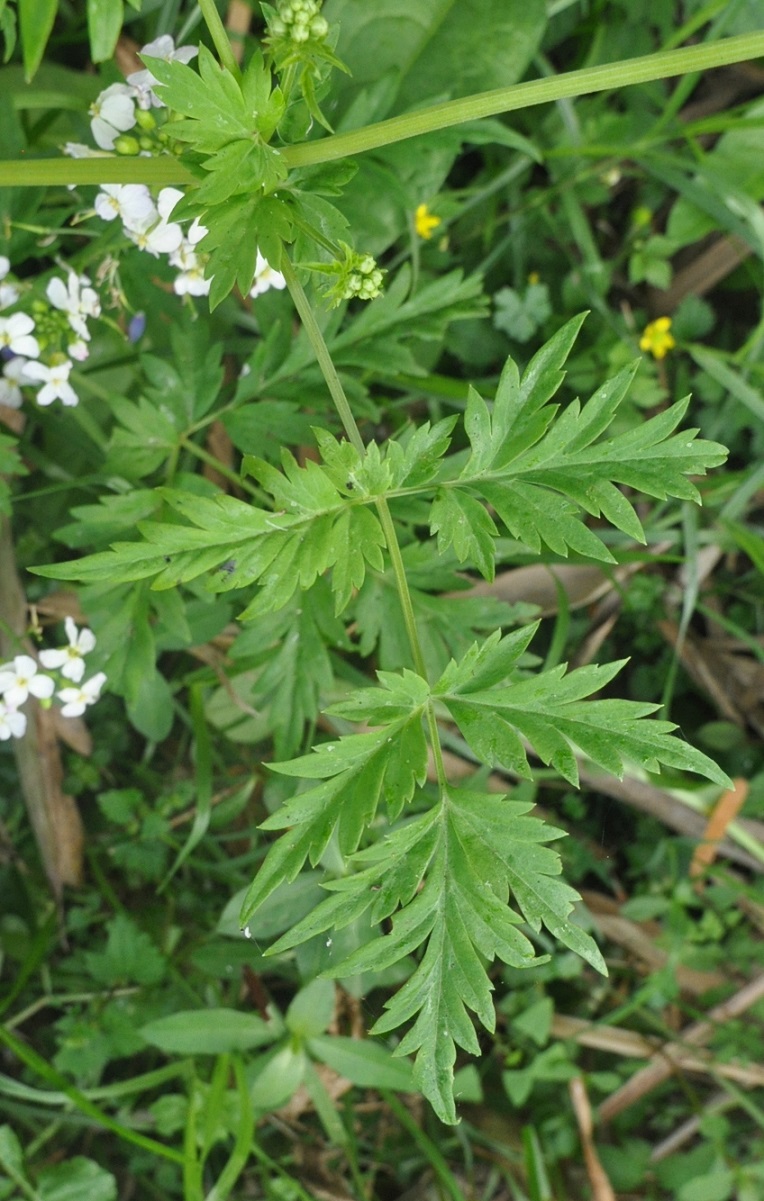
[203,420,237,490]
[553,1013,764,1088]
[226,0,252,62]
[598,973,764,1122]
[453,563,619,616]
[0,518,84,894]
[659,618,764,738]
[569,1076,616,1201]
[582,890,725,994]
[690,777,749,881]
[0,404,26,435]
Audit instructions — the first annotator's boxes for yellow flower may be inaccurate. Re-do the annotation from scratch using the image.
[639,316,676,361]
[415,203,441,240]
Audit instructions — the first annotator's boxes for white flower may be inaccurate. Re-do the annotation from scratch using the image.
[94,184,155,232]
[0,655,55,708]
[63,142,105,159]
[174,266,212,297]
[57,672,107,718]
[90,83,137,150]
[0,700,26,741]
[23,359,78,407]
[46,273,101,341]
[39,617,96,683]
[188,217,208,245]
[67,339,89,362]
[0,312,39,359]
[126,212,183,258]
[0,357,29,408]
[169,240,211,296]
[0,257,19,310]
[250,251,287,298]
[127,36,199,108]
[157,187,185,221]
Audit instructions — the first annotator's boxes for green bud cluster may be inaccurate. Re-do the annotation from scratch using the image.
[29,301,74,354]
[269,0,329,43]
[309,244,385,306]
[343,254,384,300]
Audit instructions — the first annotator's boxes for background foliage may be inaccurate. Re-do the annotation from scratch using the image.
[2,1,764,1198]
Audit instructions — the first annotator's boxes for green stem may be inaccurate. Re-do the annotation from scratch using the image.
[0,156,195,187]
[0,1023,184,1165]
[281,254,449,790]
[279,31,764,167]
[179,436,264,500]
[280,256,365,456]
[198,0,242,81]
[2,33,762,187]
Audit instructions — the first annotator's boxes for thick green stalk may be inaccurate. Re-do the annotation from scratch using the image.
[281,256,449,790]
[0,157,195,187]
[198,0,242,81]
[280,31,764,166]
[1,33,762,187]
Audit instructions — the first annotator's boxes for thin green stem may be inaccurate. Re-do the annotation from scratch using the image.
[374,498,448,792]
[0,1023,185,1165]
[198,0,242,81]
[2,33,762,188]
[281,253,449,790]
[381,1091,467,1201]
[179,436,264,499]
[280,257,365,455]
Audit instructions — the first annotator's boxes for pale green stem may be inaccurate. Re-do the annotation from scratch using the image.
[0,157,195,187]
[279,31,764,167]
[280,257,365,456]
[1,33,762,187]
[198,0,242,81]
[281,255,449,791]
[179,436,264,500]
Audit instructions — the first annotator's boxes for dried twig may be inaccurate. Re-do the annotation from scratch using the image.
[598,974,764,1121]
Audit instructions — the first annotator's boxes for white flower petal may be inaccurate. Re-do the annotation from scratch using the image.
[91,116,120,150]
[29,673,55,699]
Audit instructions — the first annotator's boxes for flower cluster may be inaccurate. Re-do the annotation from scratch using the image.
[0,618,106,741]
[268,0,329,43]
[67,36,287,303]
[0,257,101,411]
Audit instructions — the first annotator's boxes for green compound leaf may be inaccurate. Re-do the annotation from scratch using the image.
[33,449,385,619]
[432,315,728,569]
[436,629,732,789]
[146,47,289,306]
[148,46,283,151]
[239,697,429,927]
[267,786,596,1124]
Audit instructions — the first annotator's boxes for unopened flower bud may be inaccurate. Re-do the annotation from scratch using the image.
[113,134,141,156]
[310,15,328,36]
[134,109,156,132]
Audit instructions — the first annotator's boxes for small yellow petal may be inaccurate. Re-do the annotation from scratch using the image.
[415,203,441,240]
[640,316,676,361]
